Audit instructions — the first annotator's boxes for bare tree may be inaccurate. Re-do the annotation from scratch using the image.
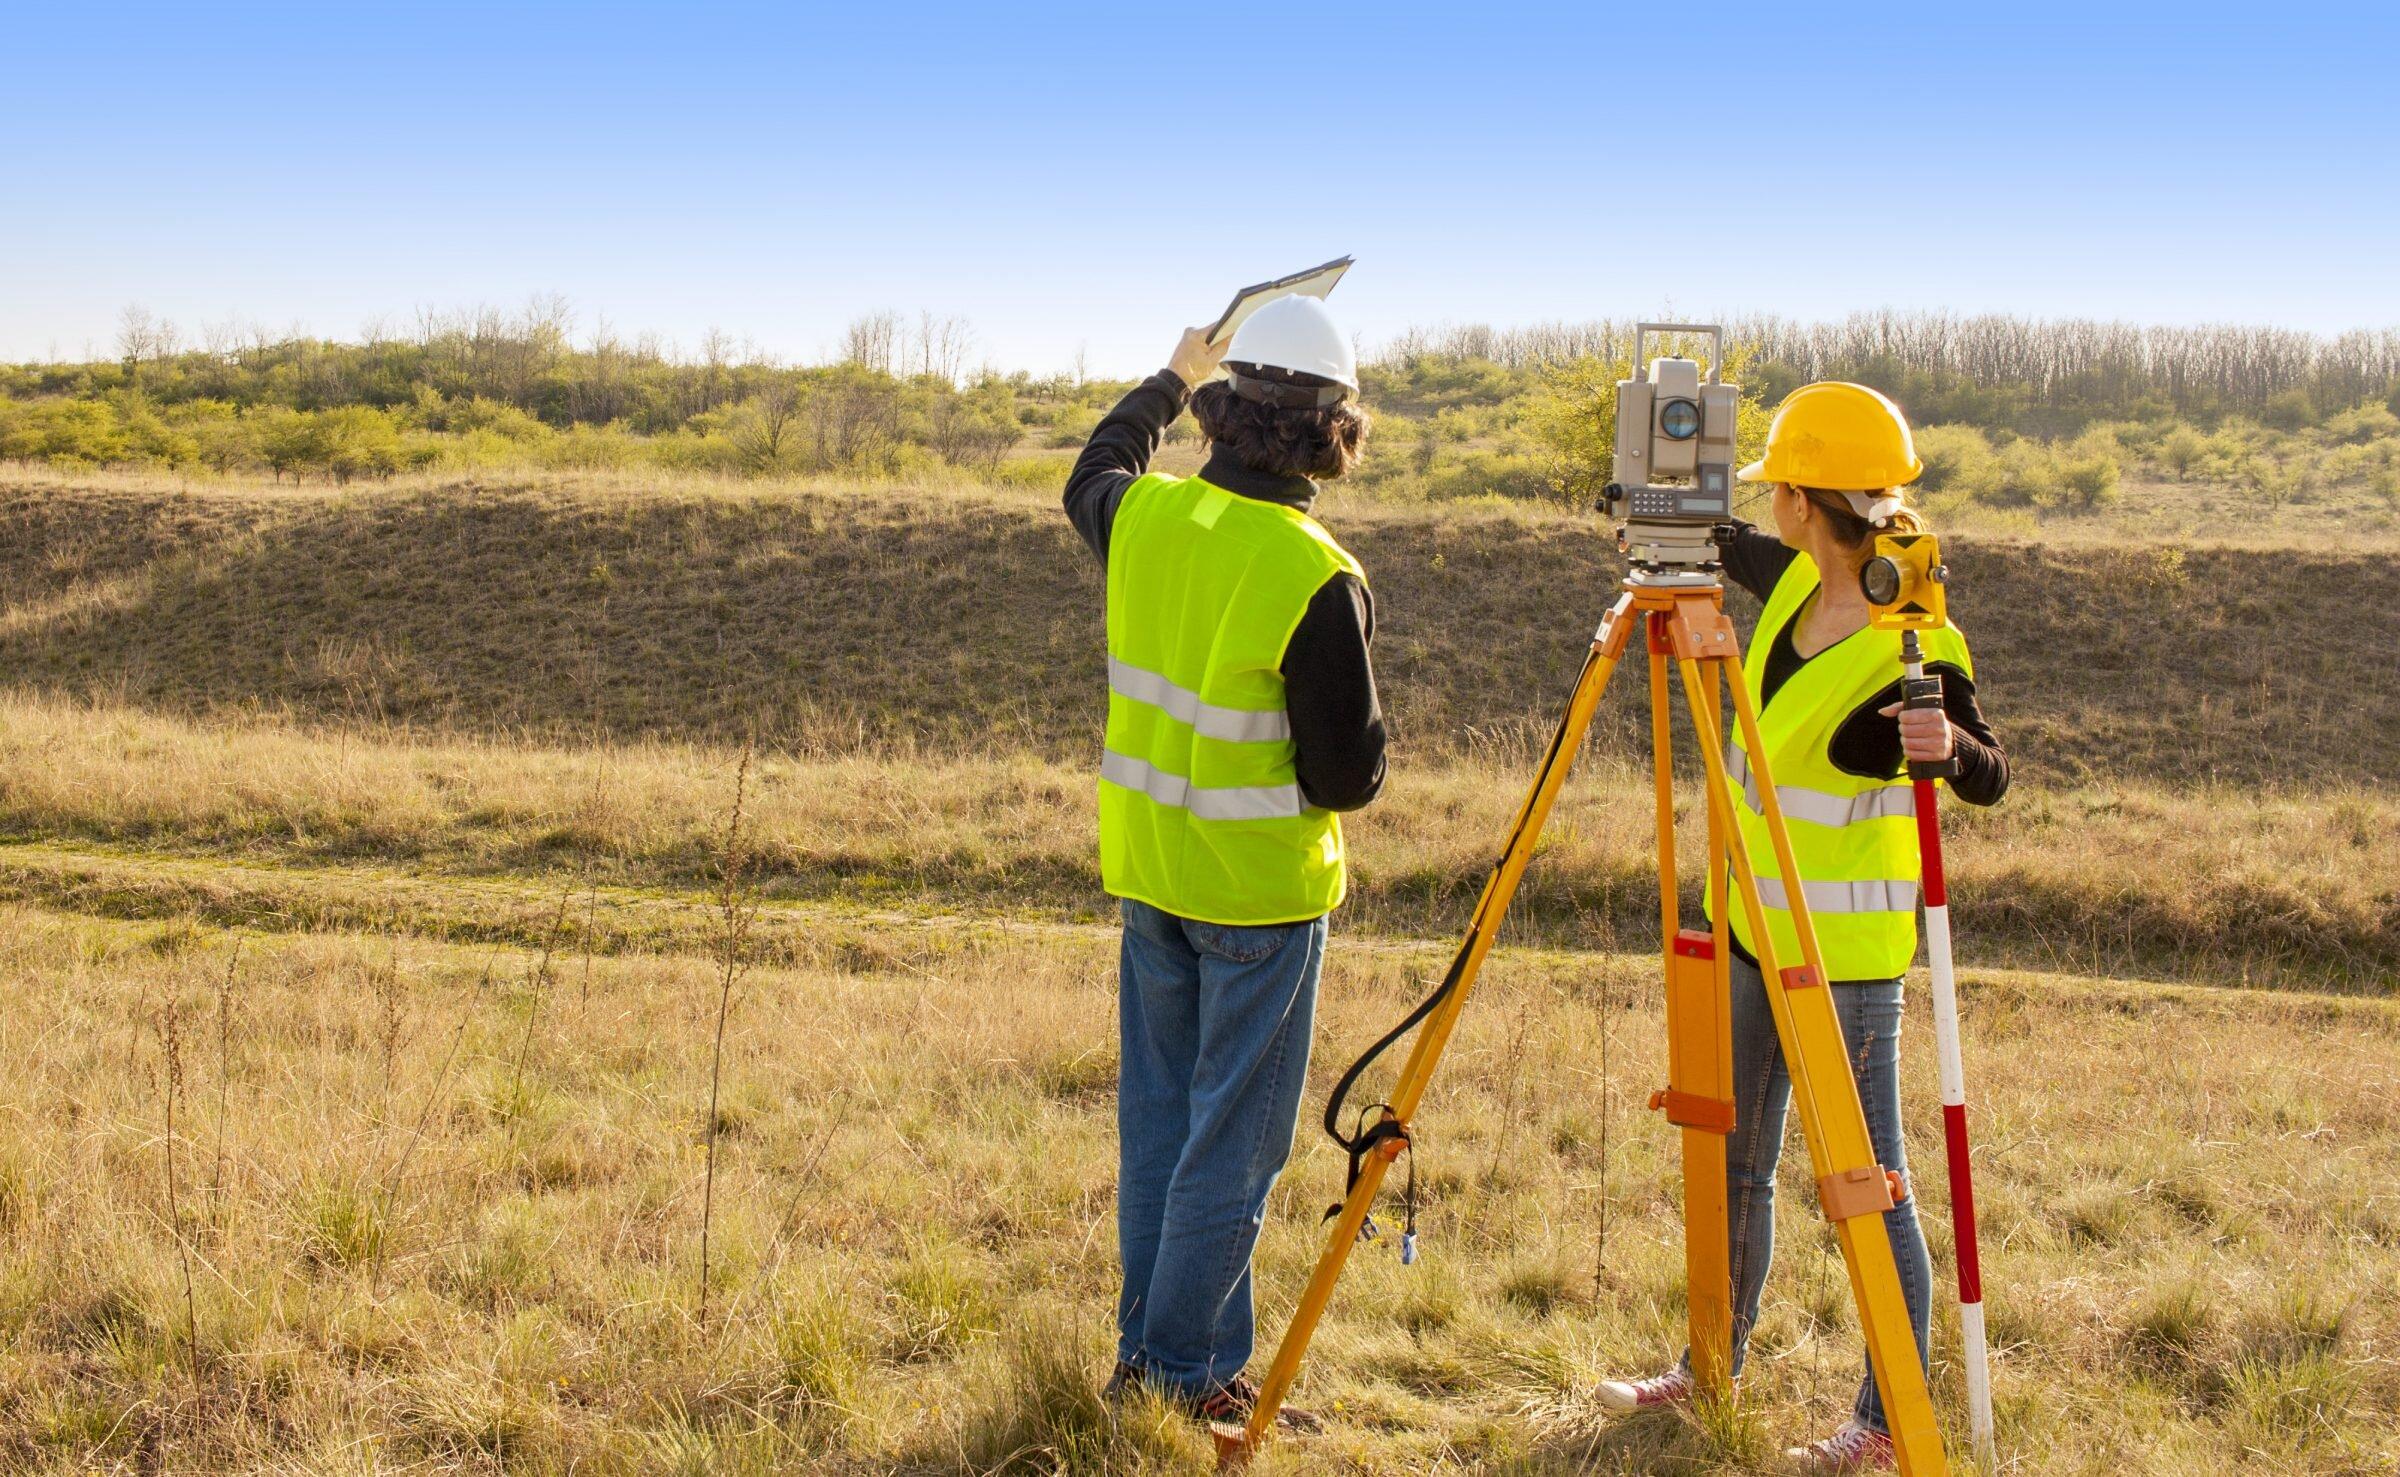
[698,326,732,414]
[201,317,240,362]
[117,304,161,375]
[914,311,973,384]
[840,311,900,375]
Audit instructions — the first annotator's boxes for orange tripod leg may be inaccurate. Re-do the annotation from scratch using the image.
[1668,599,1948,1475]
[1648,620,1734,1394]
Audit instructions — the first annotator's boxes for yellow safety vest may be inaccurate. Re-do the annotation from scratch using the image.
[1098,472,1364,925]
[1706,554,1973,981]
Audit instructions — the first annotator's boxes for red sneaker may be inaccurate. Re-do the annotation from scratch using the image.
[1787,1419,1897,1471]
[1186,1376,1323,1433]
[1594,1365,1695,1411]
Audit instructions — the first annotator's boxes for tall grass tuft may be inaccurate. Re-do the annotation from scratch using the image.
[209,940,242,1197]
[698,746,762,1325]
[504,885,577,1129]
[771,1278,864,1419]
[154,993,200,1379]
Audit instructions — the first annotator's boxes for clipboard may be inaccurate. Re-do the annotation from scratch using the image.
[1204,256,1355,346]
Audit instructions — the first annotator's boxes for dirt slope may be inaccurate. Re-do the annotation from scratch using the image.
[4,475,2394,788]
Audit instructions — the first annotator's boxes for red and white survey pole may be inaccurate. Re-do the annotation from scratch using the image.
[1902,629,1996,1469]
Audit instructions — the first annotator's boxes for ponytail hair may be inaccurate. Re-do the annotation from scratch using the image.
[1797,484,1927,551]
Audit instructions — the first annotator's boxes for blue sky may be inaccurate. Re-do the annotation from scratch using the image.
[5,2,2396,374]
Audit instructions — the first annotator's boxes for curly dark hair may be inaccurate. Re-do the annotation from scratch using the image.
[1192,377,1372,481]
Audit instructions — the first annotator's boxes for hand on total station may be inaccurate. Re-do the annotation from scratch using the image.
[1168,326,1230,389]
[1879,701,1956,763]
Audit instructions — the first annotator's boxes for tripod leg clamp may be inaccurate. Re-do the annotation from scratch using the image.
[1649,1087,1736,1134]
[1817,1165,1908,1222]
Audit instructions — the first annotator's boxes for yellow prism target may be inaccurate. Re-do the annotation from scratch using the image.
[1862,532,1949,631]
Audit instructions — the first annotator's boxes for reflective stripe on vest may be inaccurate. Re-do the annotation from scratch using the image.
[1753,875,1921,914]
[1100,749,1302,821]
[1724,744,1918,828]
[1109,655,1292,744]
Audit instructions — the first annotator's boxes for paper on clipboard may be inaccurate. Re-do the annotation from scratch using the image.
[1205,256,1355,345]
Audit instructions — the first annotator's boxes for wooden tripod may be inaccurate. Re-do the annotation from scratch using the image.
[1223,578,1951,1474]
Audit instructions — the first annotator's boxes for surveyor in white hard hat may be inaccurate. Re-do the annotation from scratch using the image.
[1060,294,1383,1431]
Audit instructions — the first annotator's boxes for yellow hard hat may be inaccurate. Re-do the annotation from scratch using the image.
[1738,381,1924,489]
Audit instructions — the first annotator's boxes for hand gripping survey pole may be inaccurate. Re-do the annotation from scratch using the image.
[1221,579,1950,1475]
[1866,533,1994,1468]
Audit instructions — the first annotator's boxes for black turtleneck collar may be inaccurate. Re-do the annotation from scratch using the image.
[1200,444,1318,513]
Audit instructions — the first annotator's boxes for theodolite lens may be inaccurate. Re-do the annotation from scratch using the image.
[1658,398,1701,440]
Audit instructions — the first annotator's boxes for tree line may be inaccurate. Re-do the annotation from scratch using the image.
[1379,312,2400,434]
[0,303,1109,482]
[6,300,2397,492]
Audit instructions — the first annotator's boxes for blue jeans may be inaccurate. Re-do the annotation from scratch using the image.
[1694,953,1933,1434]
[1114,898,1325,1394]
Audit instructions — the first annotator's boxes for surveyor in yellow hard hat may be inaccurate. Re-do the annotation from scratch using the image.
[1592,383,2011,1472]
[1059,295,1385,1432]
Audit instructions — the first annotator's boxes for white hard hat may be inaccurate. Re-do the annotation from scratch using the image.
[1224,295,1358,405]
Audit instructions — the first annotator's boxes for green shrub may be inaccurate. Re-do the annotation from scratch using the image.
[990,454,1074,492]
[2325,401,2400,445]
[2156,425,2208,476]
[2054,446,2122,511]
[537,423,643,471]
[1044,406,1101,449]
[0,398,130,464]
[319,406,406,482]
[1421,449,1552,501]
[2261,388,2318,431]
[1913,424,1996,498]
[1987,441,2063,507]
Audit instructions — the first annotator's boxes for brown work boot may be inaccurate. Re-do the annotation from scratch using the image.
[1100,1360,1145,1403]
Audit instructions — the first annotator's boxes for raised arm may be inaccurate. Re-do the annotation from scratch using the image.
[1060,327,1228,563]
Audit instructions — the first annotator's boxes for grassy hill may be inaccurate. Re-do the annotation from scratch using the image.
[0,469,2395,1472]
[5,471,2399,790]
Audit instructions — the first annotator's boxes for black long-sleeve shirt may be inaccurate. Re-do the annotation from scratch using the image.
[1717,522,2009,806]
[1063,370,1387,811]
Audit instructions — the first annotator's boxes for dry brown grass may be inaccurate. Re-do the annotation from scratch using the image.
[1,467,2394,1472]
[0,896,2389,1474]
[0,693,2390,992]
